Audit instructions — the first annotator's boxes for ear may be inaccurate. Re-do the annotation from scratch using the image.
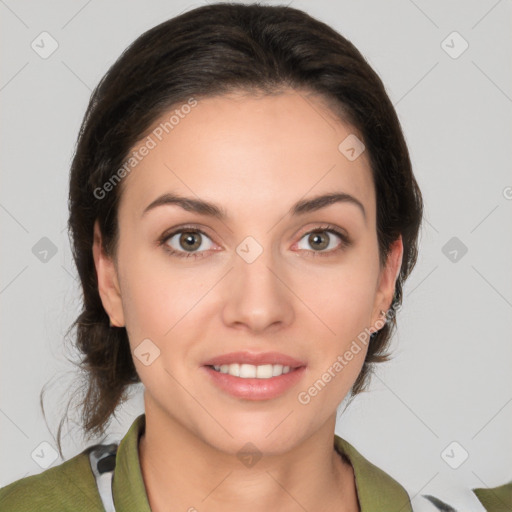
[370,235,403,331]
[92,219,125,327]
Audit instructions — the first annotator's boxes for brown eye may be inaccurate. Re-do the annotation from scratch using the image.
[178,232,202,251]
[307,231,330,251]
[163,229,215,257]
[295,226,351,256]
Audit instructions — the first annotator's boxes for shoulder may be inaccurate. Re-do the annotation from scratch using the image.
[473,480,512,512]
[405,476,506,511]
[0,445,107,512]
[334,435,413,511]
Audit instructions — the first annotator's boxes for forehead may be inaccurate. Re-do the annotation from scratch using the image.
[117,89,375,223]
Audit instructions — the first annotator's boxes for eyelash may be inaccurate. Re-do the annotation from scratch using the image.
[157,223,352,260]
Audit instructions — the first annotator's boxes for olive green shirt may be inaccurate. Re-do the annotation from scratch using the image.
[1,413,413,511]
[473,481,512,512]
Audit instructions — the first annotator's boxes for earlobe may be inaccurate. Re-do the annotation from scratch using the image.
[92,220,125,327]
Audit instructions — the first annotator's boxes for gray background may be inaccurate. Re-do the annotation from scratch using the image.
[1,0,511,504]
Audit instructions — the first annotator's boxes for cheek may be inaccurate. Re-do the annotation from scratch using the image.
[116,245,193,343]
[294,249,379,395]
[118,264,199,388]
[299,256,380,336]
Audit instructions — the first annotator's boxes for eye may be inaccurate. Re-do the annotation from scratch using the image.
[295,225,351,256]
[159,227,215,259]
[158,223,352,260]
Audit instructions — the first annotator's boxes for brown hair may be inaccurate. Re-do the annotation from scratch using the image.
[44,2,423,456]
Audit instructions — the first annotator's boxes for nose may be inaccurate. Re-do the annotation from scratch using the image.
[221,242,295,333]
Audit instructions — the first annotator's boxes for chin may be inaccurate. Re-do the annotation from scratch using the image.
[207,431,301,458]
[194,410,307,456]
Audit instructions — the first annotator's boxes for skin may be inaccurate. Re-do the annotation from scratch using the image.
[93,88,403,512]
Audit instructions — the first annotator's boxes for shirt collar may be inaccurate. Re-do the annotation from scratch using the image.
[113,414,412,512]
[112,413,151,512]
[334,435,412,511]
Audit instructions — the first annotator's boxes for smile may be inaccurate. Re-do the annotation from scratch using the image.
[210,363,292,379]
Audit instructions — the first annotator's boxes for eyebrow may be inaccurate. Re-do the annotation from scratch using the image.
[141,191,366,222]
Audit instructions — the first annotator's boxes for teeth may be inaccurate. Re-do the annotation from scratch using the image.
[256,364,273,379]
[211,363,293,378]
[272,364,283,376]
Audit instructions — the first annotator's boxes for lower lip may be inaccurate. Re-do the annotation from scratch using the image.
[203,365,307,400]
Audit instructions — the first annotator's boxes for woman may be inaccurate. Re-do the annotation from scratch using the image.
[1,3,424,511]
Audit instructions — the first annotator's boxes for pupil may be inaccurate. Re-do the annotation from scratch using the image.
[182,232,200,250]
[310,232,327,250]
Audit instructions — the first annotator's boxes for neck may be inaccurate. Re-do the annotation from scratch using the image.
[138,403,359,512]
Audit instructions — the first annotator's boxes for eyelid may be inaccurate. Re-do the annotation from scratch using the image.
[158,224,217,249]
[293,223,352,255]
[297,223,350,241]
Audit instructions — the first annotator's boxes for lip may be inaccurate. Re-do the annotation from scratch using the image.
[202,351,307,401]
[202,351,306,368]
[203,365,307,400]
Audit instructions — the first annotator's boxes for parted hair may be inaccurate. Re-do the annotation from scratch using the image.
[45,2,423,456]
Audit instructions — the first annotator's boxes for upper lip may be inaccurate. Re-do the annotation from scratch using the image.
[203,351,306,368]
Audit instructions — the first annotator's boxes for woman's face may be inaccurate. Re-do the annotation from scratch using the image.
[93,89,402,454]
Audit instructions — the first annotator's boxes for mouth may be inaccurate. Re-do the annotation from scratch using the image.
[208,363,294,378]
[202,351,307,400]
